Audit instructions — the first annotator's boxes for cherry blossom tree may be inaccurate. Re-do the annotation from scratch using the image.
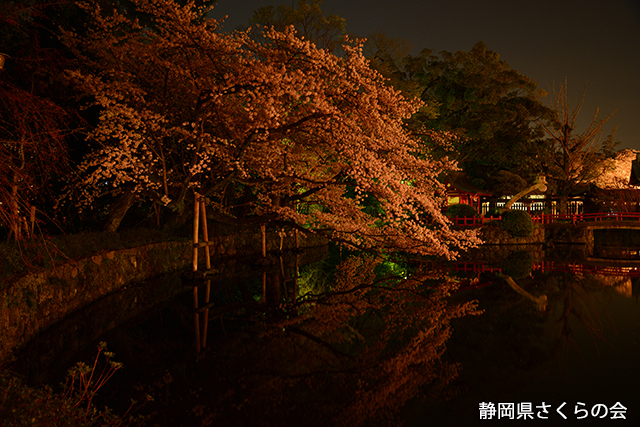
[61,0,479,257]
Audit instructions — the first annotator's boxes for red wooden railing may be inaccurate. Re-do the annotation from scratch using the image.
[452,216,502,227]
[534,261,640,277]
[452,212,640,227]
[424,260,502,273]
[427,260,640,278]
[533,212,640,224]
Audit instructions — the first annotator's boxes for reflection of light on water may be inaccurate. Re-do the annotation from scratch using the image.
[591,274,633,297]
[616,280,633,297]
[414,252,640,425]
[502,275,548,311]
[593,245,640,260]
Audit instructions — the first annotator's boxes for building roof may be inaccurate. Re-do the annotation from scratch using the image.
[630,154,640,186]
[444,172,492,196]
[591,186,640,202]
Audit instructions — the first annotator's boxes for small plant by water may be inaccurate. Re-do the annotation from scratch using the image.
[0,342,149,426]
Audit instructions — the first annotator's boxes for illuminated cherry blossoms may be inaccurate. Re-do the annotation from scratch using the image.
[62,0,479,257]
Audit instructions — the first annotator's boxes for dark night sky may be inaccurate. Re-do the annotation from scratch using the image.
[210,0,640,151]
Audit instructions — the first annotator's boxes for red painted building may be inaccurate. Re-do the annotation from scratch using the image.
[444,172,491,214]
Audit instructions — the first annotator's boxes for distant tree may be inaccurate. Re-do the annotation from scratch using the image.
[400,42,552,186]
[248,0,346,51]
[538,80,618,214]
[60,0,479,256]
[491,170,527,197]
[363,33,418,95]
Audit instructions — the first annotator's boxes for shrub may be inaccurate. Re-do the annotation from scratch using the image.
[445,203,478,219]
[500,209,533,238]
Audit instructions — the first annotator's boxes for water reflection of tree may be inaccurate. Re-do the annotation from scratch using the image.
[192,254,480,427]
[442,273,553,394]
[405,255,636,423]
[548,272,613,362]
[443,269,618,394]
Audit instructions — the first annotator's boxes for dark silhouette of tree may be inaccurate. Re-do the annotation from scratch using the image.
[538,79,618,214]
[0,1,81,240]
[0,83,73,241]
[390,42,552,189]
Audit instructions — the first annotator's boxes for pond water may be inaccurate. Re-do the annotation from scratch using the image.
[404,257,640,426]
[593,228,640,260]
[9,245,640,426]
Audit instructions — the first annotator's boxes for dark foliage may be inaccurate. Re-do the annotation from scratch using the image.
[500,209,533,238]
[445,203,478,219]
[499,250,534,279]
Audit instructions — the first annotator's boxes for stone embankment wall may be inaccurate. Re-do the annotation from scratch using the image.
[480,223,546,245]
[542,224,588,245]
[0,230,327,365]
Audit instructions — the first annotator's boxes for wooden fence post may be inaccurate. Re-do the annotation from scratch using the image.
[202,280,210,350]
[294,253,299,302]
[193,284,201,353]
[192,194,201,353]
[200,199,211,270]
[193,194,200,272]
[279,229,284,251]
[29,205,36,237]
[199,198,211,349]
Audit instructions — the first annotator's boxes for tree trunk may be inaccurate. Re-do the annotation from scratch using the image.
[504,175,547,211]
[169,201,191,229]
[103,190,135,232]
[266,272,282,306]
[9,183,20,242]
[558,196,568,216]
